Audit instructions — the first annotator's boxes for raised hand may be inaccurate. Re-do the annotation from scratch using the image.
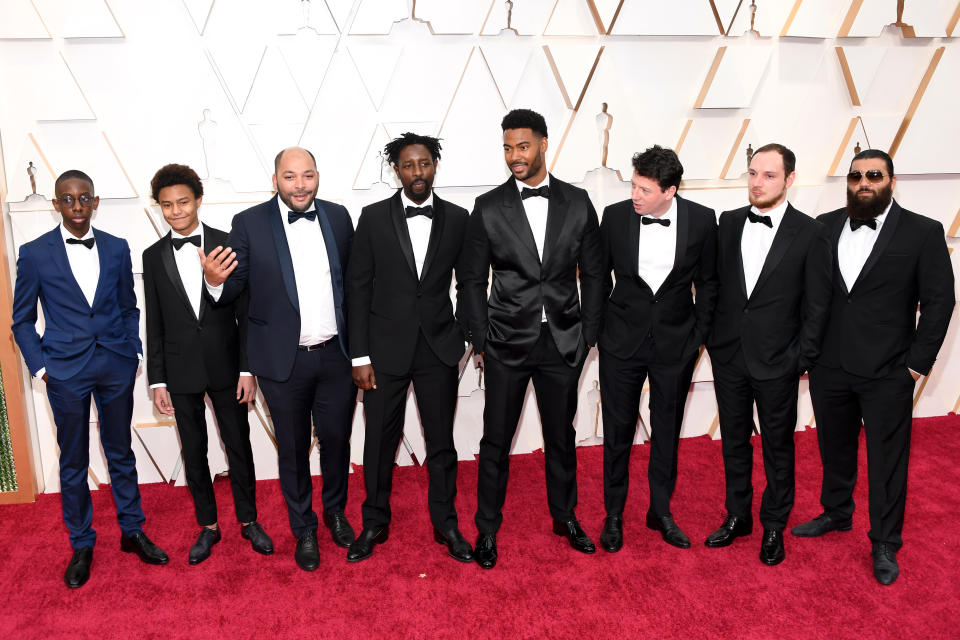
[199,245,237,287]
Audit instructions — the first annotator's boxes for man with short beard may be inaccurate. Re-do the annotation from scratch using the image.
[706,143,832,566]
[792,149,954,585]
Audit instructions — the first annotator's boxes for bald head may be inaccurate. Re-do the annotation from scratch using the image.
[272,146,320,213]
[274,147,317,174]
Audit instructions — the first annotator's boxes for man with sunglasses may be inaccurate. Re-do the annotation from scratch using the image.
[793,149,954,585]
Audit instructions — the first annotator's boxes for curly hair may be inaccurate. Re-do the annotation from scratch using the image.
[150,164,204,203]
[383,132,442,166]
[501,109,548,138]
[631,145,683,191]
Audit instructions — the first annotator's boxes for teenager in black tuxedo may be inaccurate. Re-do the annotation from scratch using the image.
[706,144,832,566]
[461,109,604,569]
[597,146,718,552]
[793,149,954,585]
[143,164,273,565]
[346,133,472,563]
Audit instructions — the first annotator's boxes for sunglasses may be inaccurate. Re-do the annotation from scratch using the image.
[846,170,888,184]
[57,194,95,206]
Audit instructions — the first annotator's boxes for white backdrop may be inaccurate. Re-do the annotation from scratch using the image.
[1,0,958,493]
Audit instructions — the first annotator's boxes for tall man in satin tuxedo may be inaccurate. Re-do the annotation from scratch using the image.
[597,146,718,553]
[12,170,168,589]
[705,144,832,566]
[461,109,604,569]
[201,147,357,571]
[143,164,273,565]
[347,133,472,563]
[793,149,954,585]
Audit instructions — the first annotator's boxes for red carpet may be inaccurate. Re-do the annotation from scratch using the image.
[2,415,959,639]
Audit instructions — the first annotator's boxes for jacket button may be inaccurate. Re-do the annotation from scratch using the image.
[743,308,749,314]
[89,313,94,318]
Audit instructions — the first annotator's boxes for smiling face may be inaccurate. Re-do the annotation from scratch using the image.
[748,150,794,212]
[394,143,436,204]
[273,147,319,212]
[157,184,201,236]
[503,127,548,186]
[53,177,99,238]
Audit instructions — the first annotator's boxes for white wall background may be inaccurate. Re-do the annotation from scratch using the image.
[1,0,958,493]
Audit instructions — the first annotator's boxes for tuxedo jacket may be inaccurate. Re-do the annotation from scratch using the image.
[708,204,832,380]
[460,175,604,368]
[218,197,353,382]
[598,195,718,362]
[816,200,954,378]
[12,227,141,380]
[143,224,248,394]
[347,191,468,375]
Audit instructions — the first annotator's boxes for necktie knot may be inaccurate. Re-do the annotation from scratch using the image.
[521,185,551,200]
[849,217,877,232]
[172,235,201,250]
[641,216,670,227]
[405,205,434,219]
[747,212,773,228]
[66,237,95,249]
[288,210,317,224]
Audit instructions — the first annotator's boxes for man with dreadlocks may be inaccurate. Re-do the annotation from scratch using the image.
[346,132,473,563]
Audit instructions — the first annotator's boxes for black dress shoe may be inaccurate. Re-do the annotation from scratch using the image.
[433,527,474,563]
[552,518,596,554]
[645,513,691,549]
[599,516,623,553]
[475,533,497,569]
[120,531,169,565]
[704,514,753,548]
[188,527,222,565]
[759,528,785,566]
[872,543,899,585]
[295,530,320,571]
[790,513,853,537]
[241,522,274,555]
[346,527,388,562]
[323,511,356,548]
[64,547,93,589]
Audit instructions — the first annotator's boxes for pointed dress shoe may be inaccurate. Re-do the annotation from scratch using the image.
[120,531,169,565]
[323,511,356,548]
[64,547,93,589]
[295,530,320,571]
[434,527,474,562]
[474,533,498,569]
[759,529,785,566]
[241,522,274,555]
[553,518,596,554]
[646,513,691,549]
[188,527,222,565]
[872,543,899,585]
[790,513,853,537]
[599,516,623,553]
[346,527,388,562]
[705,514,753,548]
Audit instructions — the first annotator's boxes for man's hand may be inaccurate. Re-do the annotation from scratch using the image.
[353,364,377,390]
[42,373,49,383]
[237,376,257,403]
[152,387,176,416]
[910,369,921,382]
[473,353,484,370]
[199,245,237,287]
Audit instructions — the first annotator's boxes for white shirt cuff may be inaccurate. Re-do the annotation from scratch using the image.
[205,280,223,301]
[239,371,252,377]
[150,383,167,389]
[34,367,46,379]
[352,356,372,367]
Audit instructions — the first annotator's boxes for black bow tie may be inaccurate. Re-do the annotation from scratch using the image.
[521,185,551,200]
[747,212,773,228]
[288,210,317,224]
[849,217,877,231]
[172,235,201,250]
[405,205,433,219]
[66,237,95,249]
[641,216,670,227]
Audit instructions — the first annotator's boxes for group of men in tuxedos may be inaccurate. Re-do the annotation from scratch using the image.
[12,107,953,590]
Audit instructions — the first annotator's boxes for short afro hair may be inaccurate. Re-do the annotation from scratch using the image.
[501,108,548,138]
[384,132,442,166]
[631,145,683,192]
[54,169,94,195]
[150,164,204,203]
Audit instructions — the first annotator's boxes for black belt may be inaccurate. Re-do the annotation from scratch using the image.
[297,336,337,351]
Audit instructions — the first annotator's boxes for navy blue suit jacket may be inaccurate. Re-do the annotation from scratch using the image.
[217,196,353,382]
[12,227,141,380]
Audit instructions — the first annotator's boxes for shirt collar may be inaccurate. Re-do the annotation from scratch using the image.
[400,190,434,211]
[515,173,550,193]
[276,193,316,217]
[644,196,677,223]
[60,224,94,242]
[171,225,203,250]
[750,198,789,224]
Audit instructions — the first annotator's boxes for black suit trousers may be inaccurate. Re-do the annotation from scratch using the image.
[475,324,584,533]
[360,333,460,531]
[170,387,257,526]
[808,364,914,550]
[712,349,799,530]
[599,341,696,519]
[258,343,356,537]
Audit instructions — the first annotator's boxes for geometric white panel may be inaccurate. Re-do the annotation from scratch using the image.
[611,0,720,35]
[845,0,899,37]
[416,0,490,34]
[349,0,408,34]
[839,45,887,104]
[697,43,773,109]
[781,0,851,38]
[481,41,534,107]
[182,0,215,34]
[902,0,960,37]
[480,0,555,35]
[0,0,50,38]
[33,122,136,198]
[347,41,404,110]
[33,0,123,38]
[544,0,601,36]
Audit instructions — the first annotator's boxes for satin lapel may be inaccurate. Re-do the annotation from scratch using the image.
[47,229,90,309]
[160,232,198,321]
[315,199,344,305]
[389,193,418,279]
[542,178,566,268]
[268,199,300,312]
[829,212,848,296]
[750,206,800,299]
[90,228,109,310]
[502,180,540,263]
[852,201,901,293]
[732,211,748,299]
[420,196,446,282]
[629,207,642,279]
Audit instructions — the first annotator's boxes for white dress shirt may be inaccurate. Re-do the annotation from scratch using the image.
[637,198,677,294]
[517,175,550,322]
[838,201,892,292]
[741,199,789,298]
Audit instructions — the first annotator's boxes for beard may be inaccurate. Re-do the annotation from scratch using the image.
[403,178,432,204]
[748,190,785,210]
[846,181,893,220]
